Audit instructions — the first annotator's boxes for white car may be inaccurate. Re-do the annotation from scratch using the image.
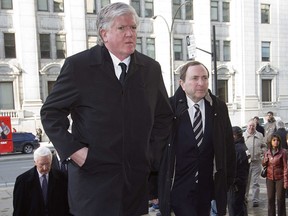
[40,141,55,152]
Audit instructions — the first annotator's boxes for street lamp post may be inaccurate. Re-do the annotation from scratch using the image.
[153,1,192,95]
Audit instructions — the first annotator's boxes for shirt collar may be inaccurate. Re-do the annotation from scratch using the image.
[186,96,204,110]
[109,51,131,68]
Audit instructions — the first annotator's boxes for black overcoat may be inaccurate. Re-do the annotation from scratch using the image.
[158,87,236,216]
[13,167,70,216]
[40,45,173,216]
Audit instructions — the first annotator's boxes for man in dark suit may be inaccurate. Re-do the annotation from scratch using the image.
[13,146,70,216]
[40,2,173,216]
[159,61,236,216]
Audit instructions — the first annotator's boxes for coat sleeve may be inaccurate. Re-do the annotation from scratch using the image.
[282,149,288,188]
[40,58,85,161]
[13,176,27,216]
[224,109,236,188]
[149,70,173,171]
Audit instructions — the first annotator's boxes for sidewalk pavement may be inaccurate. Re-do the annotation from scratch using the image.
[1,177,287,216]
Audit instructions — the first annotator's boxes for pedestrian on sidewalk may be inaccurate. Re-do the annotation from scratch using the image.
[227,126,250,216]
[40,2,173,216]
[262,133,288,216]
[13,146,70,216]
[158,61,235,216]
[243,118,266,207]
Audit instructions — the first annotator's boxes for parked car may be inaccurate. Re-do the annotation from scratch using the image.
[12,132,40,154]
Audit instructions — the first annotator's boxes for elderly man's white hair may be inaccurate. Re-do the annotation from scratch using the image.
[34,146,52,161]
[276,120,285,129]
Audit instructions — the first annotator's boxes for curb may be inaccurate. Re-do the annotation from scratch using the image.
[0,183,14,188]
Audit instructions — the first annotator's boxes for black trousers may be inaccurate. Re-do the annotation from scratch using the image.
[171,186,211,216]
[227,184,248,216]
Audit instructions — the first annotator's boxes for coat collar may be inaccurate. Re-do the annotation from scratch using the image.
[88,45,145,68]
[172,86,215,113]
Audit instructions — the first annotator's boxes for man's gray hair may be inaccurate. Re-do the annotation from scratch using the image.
[96,2,139,45]
[34,146,52,162]
[276,120,285,129]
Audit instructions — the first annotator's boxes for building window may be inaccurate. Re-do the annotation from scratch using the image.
[185,0,193,20]
[54,0,64,12]
[100,0,110,8]
[87,36,97,49]
[37,0,48,11]
[261,4,270,24]
[261,41,270,62]
[56,34,66,59]
[174,39,183,60]
[172,0,193,20]
[1,0,13,9]
[4,33,16,58]
[211,1,218,21]
[131,0,140,16]
[217,80,228,103]
[131,0,153,18]
[146,38,155,59]
[86,0,95,14]
[136,37,142,53]
[0,82,14,109]
[212,40,220,61]
[172,0,181,19]
[40,34,51,59]
[223,41,230,61]
[222,2,230,22]
[145,0,153,17]
[48,81,56,95]
[86,0,110,14]
[262,79,271,101]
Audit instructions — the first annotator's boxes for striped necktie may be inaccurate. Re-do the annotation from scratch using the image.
[193,104,203,147]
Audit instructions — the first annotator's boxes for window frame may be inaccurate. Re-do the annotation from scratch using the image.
[0,81,14,109]
[37,0,49,11]
[146,37,155,59]
[261,79,271,102]
[4,33,16,58]
[144,0,154,18]
[53,0,64,13]
[222,2,230,22]
[223,40,231,61]
[86,0,110,14]
[261,4,270,24]
[1,0,13,9]
[217,79,228,103]
[40,34,51,59]
[174,38,183,61]
[55,34,66,59]
[261,41,270,62]
[211,1,219,21]
[87,35,97,49]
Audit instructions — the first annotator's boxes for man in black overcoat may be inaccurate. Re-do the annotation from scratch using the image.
[158,61,236,216]
[40,2,173,216]
[13,146,70,216]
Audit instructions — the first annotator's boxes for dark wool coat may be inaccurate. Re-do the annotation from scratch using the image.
[40,45,173,216]
[158,87,236,216]
[13,167,70,216]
